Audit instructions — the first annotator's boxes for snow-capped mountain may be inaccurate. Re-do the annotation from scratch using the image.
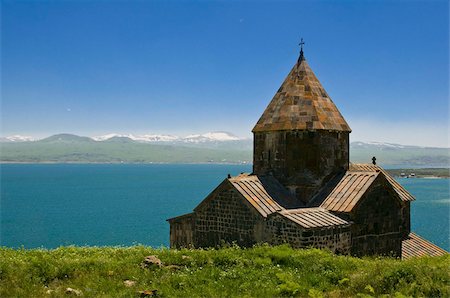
[91,133,123,141]
[183,132,241,142]
[92,132,243,143]
[351,141,421,150]
[0,135,37,142]
[133,134,180,142]
[92,133,180,142]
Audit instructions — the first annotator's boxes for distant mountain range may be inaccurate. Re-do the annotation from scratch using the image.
[1,131,244,143]
[0,135,37,142]
[1,133,449,166]
[350,141,449,167]
[0,132,252,164]
[92,131,242,143]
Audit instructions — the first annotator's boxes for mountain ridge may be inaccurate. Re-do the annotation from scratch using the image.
[0,132,247,144]
[1,133,449,166]
[1,132,448,149]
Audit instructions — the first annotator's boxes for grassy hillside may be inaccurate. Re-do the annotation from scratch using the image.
[1,245,448,297]
[0,140,251,164]
[350,147,450,167]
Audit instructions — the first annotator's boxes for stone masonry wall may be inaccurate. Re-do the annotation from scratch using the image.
[253,130,349,203]
[347,179,403,257]
[400,202,411,239]
[169,214,194,248]
[264,214,351,254]
[194,188,262,247]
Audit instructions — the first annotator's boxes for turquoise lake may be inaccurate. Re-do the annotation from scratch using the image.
[1,164,449,250]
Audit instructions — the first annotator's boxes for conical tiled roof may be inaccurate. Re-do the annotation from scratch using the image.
[252,55,351,132]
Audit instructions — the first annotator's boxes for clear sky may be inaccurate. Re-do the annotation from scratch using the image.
[1,0,449,147]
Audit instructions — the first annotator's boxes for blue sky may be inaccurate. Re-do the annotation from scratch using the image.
[1,0,449,146]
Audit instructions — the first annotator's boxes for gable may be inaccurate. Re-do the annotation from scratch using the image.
[351,174,402,216]
[193,174,299,218]
[193,178,234,213]
[349,163,415,202]
[193,179,263,222]
[320,171,380,212]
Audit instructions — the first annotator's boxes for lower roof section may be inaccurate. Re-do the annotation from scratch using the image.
[320,171,379,212]
[277,207,350,229]
[228,173,302,217]
[402,232,448,259]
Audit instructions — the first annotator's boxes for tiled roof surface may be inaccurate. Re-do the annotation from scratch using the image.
[320,172,379,212]
[279,208,350,228]
[349,163,415,202]
[229,174,302,217]
[402,233,448,259]
[252,57,351,133]
[348,164,378,172]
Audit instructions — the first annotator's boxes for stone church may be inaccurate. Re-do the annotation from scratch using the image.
[168,47,447,258]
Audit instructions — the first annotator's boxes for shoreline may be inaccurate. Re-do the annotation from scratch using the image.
[1,162,449,178]
[0,161,251,165]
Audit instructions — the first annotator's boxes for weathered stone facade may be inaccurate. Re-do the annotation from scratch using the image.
[167,49,446,259]
[400,202,411,239]
[264,213,351,254]
[334,176,405,257]
[169,184,351,254]
[169,213,194,249]
[194,187,262,247]
[253,130,349,203]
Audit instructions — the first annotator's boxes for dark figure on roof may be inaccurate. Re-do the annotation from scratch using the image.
[167,45,447,259]
[372,156,377,165]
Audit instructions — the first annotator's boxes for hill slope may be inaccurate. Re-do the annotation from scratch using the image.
[0,139,251,164]
[0,245,448,297]
[1,134,448,166]
[350,142,450,167]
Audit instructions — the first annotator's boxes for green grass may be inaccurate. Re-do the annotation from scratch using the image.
[1,245,448,297]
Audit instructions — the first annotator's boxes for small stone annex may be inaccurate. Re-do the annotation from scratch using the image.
[167,45,447,259]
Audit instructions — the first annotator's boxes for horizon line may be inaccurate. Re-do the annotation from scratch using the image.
[1,132,449,149]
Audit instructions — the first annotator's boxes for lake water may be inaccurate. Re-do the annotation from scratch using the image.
[1,164,449,250]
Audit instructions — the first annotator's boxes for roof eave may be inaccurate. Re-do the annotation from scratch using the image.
[252,127,352,133]
[166,212,195,222]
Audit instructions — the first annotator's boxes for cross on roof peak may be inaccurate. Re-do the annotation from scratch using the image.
[299,38,305,51]
[298,37,305,62]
